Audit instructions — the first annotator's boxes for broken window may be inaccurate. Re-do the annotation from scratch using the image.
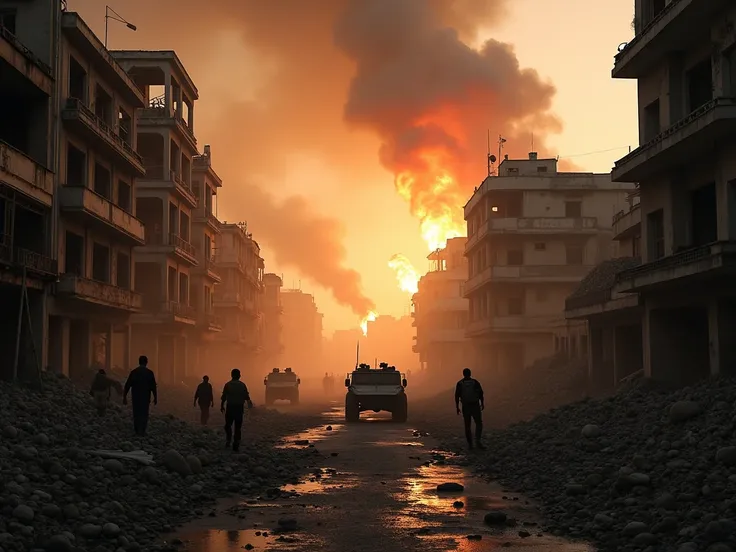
[534,242,546,251]
[647,209,665,261]
[64,232,84,275]
[179,273,189,305]
[68,56,87,103]
[92,243,110,282]
[536,166,548,173]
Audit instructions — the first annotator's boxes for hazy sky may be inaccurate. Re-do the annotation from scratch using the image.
[72,0,638,335]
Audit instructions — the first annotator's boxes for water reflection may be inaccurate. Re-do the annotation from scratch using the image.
[180,528,324,551]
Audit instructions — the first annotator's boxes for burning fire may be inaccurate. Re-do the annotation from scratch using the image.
[388,254,420,295]
[359,311,377,336]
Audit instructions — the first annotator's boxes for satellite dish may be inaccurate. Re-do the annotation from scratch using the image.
[489,154,497,164]
[617,42,628,52]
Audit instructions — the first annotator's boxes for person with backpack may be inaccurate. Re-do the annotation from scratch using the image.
[454,368,485,450]
[193,375,214,425]
[220,368,253,452]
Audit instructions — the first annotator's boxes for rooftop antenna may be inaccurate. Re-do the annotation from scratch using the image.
[355,340,360,369]
[531,132,534,153]
[498,135,507,176]
[487,130,497,177]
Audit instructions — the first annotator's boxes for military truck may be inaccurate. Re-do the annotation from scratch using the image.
[344,362,408,423]
[264,368,300,405]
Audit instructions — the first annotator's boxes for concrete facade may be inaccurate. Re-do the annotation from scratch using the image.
[608,0,736,386]
[112,50,201,383]
[411,237,472,389]
[281,289,323,376]
[0,0,58,380]
[464,153,634,377]
[260,273,284,369]
[211,222,265,377]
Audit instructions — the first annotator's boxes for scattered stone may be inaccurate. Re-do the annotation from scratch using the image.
[668,400,701,423]
[12,505,35,524]
[483,511,507,525]
[580,424,601,438]
[436,482,464,492]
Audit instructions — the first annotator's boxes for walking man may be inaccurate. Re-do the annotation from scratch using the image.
[90,369,115,416]
[123,355,158,436]
[220,368,253,452]
[454,368,485,450]
[194,375,214,425]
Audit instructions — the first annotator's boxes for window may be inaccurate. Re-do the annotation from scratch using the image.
[117,180,131,212]
[691,182,717,247]
[507,249,523,266]
[94,84,113,127]
[565,245,584,265]
[534,242,546,251]
[580,334,588,356]
[66,144,86,186]
[508,296,524,315]
[0,9,17,34]
[118,108,132,145]
[647,209,665,261]
[64,232,84,275]
[179,273,189,305]
[565,201,582,218]
[632,235,641,258]
[68,56,87,103]
[92,243,110,282]
[643,99,661,142]
[506,168,519,175]
[537,166,548,173]
[94,163,111,199]
[686,59,713,113]
[167,267,177,302]
[116,252,130,289]
[727,47,736,98]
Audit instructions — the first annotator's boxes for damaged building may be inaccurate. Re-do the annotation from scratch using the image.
[463,153,634,377]
[411,237,471,387]
[281,288,323,376]
[260,272,284,370]
[569,0,736,388]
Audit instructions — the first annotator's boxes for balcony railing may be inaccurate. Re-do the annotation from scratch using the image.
[0,234,57,276]
[0,139,54,201]
[614,0,683,65]
[200,311,223,328]
[169,233,195,256]
[565,289,613,312]
[161,301,196,319]
[0,25,52,75]
[57,274,143,310]
[138,106,197,145]
[63,98,144,167]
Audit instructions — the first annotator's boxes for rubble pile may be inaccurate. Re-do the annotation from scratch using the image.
[473,377,736,552]
[0,372,319,552]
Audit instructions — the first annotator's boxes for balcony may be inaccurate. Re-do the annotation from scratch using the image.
[614,241,736,293]
[214,290,244,309]
[421,296,468,313]
[490,264,595,283]
[0,25,53,95]
[466,314,563,337]
[192,256,221,283]
[425,328,467,343]
[159,301,196,323]
[61,98,145,176]
[0,140,54,206]
[137,107,197,151]
[467,218,598,253]
[198,312,223,333]
[137,165,198,208]
[135,232,198,266]
[194,209,221,233]
[612,0,731,79]
[612,203,641,241]
[613,98,736,182]
[58,185,145,244]
[0,234,57,280]
[60,13,145,107]
[56,274,143,312]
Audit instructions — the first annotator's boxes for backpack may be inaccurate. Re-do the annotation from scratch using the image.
[459,379,480,404]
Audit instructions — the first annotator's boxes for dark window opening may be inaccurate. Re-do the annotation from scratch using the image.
[508,297,524,316]
[728,47,736,98]
[94,84,113,127]
[534,242,546,251]
[92,242,110,282]
[118,108,132,145]
[68,56,87,103]
[180,212,190,242]
[0,9,17,34]
[566,245,584,265]
[66,144,85,186]
[537,166,548,173]
[64,232,84,275]
[642,0,666,27]
[116,252,130,289]
[633,235,641,258]
[565,201,582,218]
[94,163,111,199]
[117,180,131,212]
[643,99,661,142]
[647,209,665,261]
[507,249,523,266]
[489,191,523,217]
[167,266,177,302]
[691,182,717,247]
[13,205,45,254]
[687,59,713,113]
[179,273,189,305]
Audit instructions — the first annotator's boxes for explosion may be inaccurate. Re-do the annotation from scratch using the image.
[388,254,421,295]
[359,311,378,336]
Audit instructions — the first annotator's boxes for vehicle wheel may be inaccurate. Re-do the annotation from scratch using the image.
[392,395,408,423]
[345,393,360,423]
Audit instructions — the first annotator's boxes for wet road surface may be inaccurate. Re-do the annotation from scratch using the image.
[171,405,592,552]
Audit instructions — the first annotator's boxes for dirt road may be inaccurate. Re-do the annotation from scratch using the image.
[170,405,591,552]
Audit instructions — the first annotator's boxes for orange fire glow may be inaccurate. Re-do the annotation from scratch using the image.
[388,254,420,295]
[359,311,378,336]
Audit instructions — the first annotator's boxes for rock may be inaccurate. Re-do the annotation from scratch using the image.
[102,523,121,538]
[102,459,124,474]
[186,455,203,474]
[668,401,701,423]
[484,511,508,525]
[276,518,298,532]
[161,450,192,476]
[2,425,18,439]
[580,424,601,438]
[78,524,102,539]
[437,482,464,492]
[12,505,34,524]
[622,522,648,537]
[44,534,73,552]
[594,514,613,527]
[715,446,736,466]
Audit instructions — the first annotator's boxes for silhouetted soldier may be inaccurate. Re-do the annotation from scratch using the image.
[90,369,114,416]
[194,375,214,425]
[323,372,330,394]
[123,355,158,436]
[220,368,253,452]
[455,368,485,450]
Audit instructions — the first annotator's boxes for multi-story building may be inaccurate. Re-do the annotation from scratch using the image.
[212,222,264,374]
[412,238,471,387]
[47,11,147,378]
[605,0,736,385]
[0,1,58,379]
[363,314,418,373]
[190,144,223,372]
[464,153,634,376]
[112,50,200,383]
[281,289,323,376]
[260,273,284,369]
[564,187,643,391]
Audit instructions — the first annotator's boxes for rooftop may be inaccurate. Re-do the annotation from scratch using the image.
[111,50,199,100]
[566,257,642,305]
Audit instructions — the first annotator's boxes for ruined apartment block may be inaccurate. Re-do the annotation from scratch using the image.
[463,153,634,376]
[112,50,200,382]
[260,273,284,369]
[212,222,264,374]
[412,238,471,388]
[47,13,148,378]
[280,289,323,375]
[598,0,736,385]
[0,0,57,379]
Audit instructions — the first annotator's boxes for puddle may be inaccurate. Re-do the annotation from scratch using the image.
[175,528,324,550]
[280,467,358,495]
[276,423,344,450]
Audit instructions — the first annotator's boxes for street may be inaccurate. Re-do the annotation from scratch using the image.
[171,404,591,552]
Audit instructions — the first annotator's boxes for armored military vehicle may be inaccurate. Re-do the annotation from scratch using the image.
[264,367,300,405]
[344,362,408,423]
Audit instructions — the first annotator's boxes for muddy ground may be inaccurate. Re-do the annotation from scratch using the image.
[166,404,591,552]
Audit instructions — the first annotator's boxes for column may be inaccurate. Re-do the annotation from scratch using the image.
[708,300,736,377]
[164,71,172,114]
[123,324,131,371]
[668,176,690,254]
[162,130,171,176]
[715,151,736,241]
[188,101,194,133]
[104,323,113,371]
